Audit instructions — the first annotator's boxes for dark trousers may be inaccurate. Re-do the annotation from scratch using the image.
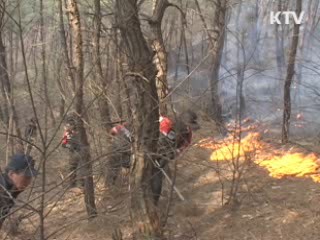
[68,151,85,187]
[151,167,164,205]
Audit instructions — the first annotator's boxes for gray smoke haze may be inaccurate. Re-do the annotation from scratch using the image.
[167,0,320,139]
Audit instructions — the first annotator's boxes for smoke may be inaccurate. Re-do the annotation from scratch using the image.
[166,0,320,138]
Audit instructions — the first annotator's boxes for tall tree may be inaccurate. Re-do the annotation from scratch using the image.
[40,0,55,130]
[195,0,227,132]
[210,0,227,130]
[115,0,162,238]
[114,29,123,119]
[149,0,170,115]
[235,3,246,121]
[93,0,112,131]
[0,1,22,156]
[59,0,76,93]
[282,0,302,143]
[274,0,287,82]
[66,0,97,218]
[149,0,185,115]
[295,0,316,106]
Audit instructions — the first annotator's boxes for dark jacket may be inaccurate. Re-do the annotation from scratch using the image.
[0,174,21,228]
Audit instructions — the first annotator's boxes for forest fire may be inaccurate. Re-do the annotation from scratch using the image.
[258,153,320,182]
[200,132,263,161]
[197,130,320,182]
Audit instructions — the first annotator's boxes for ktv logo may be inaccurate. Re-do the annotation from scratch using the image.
[270,11,305,25]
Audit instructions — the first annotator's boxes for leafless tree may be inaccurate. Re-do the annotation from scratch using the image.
[115,0,162,238]
[282,0,302,143]
[66,0,97,218]
[0,2,24,163]
[195,0,227,131]
[93,0,112,132]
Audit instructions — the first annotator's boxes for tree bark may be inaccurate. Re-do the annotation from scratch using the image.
[282,0,302,143]
[40,0,56,136]
[275,0,286,82]
[0,2,9,125]
[115,0,162,238]
[210,0,227,129]
[67,0,97,218]
[195,0,226,130]
[93,0,112,132]
[235,3,246,121]
[295,0,314,106]
[59,0,76,93]
[0,2,22,153]
[236,32,246,122]
[114,29,123,119]
[44,1,56,126]
[149,0,170,115]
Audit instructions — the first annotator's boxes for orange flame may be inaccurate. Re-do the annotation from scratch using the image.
[210,133,263,161]
[198,130,320,182]
[257,153,320,182]
[197,133,263,160]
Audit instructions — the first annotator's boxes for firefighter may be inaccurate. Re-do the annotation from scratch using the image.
[107,110,200,204]
[61,113,83,188]
[152,110,200,203]
[110,110,200,155]
[0,154,38,230]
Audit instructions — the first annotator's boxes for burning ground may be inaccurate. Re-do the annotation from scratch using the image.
[4,118,320,240]
[198,128,320,183]
[171,119,320,240]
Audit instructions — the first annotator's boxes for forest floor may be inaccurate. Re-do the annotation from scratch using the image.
[3,119,320,240]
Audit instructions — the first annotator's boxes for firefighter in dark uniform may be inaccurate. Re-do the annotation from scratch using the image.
[107,110,200,204]
[0,154,38,229]
[61,113,84,188]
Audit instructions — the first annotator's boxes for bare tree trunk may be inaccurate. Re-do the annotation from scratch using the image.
[166,17,176,53]
[59,97,65,118]
[114,29,123,119]
[235,3,246,121]
[179,0,190,91]
[236,32,246,121]
[182,17,190,92]
[0,2,22,153]
[282,0,302,143]
[39,1,47,238]
[8,29,13,80]
[0,104,3,124]
[0,9,8,126]
[0,31,15,159]
[0,32,10,123]
[40,0,51,138]
[40,0,55,129]
[93,0,112,131]
[195,0,226,130]
[275,0,286,82]
[92,4,102,71]
[55,63,67,118]
[59,0,76,93]
[14,30,19,76]
[6,28,15,159]
[174,16,183,81]
[253,0,260,62]
[149,0,170,115]
[67,0,97,218]
[295,0,314,106]
[115,0,162,238]
[210,0,227,130]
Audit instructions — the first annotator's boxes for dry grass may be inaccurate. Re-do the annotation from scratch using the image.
[3,120,320,239]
